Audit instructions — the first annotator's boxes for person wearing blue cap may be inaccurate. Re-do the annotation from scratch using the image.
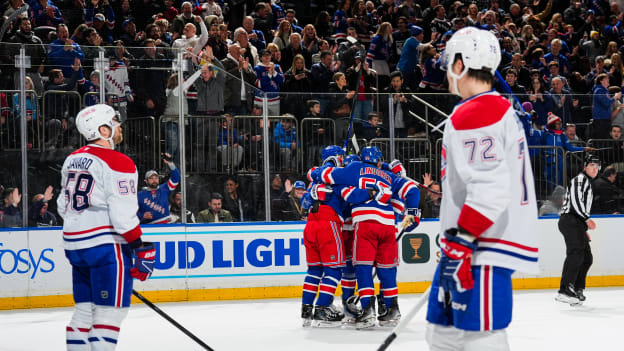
[397,25,424,90]
[278,179,308,221]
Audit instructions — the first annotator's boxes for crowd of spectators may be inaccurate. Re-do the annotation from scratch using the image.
[3,0,624,226]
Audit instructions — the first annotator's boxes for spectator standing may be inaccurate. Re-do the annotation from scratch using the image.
[253,49,284,116]
[91,12,114,45]
[136,39,168,118]
[169,191,196,223]
[397,26,423,90]
[28,186,57,227]
[222,43,256,115]
[137,154,180,224]
[252,2,274,43]
[272,19,292,51]
[556,154,600,305]
[206,22,228,60]
[504,68,528,102]
[550,76,574,124]
[198,193,233,223]
[282,54,312,119]
[48,24,85,81]
[366,22,393,87]
[6,17,46,95]
[217,113,244,170]
[421,181,441,219]
[565,123,583,142]
[303,99,332,169]
[528,77,554,126]
[281,33,311,71]
[592,73,621,139]
[172,2,201,41]
[222,176,255,222]
[104,56,133,121]
[243,16,266,52]
[539,185,566,216]
[345,53,375,123]
[172,15,208,66]
[233,27,259,66]
[328,72,355,118]
[189,49,226,115]
[382,71,414,138]
[310,50,336,115]
[0,187,22,227]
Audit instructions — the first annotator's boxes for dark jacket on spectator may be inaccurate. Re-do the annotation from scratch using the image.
[223,191,255,222]
[282,67,312,118]
[44,69,83,121]
[136,51,168,117]
[28,200,57,227]
[7,29,47,75]
[194,59,226,113]
[0,204,21,227]
[328,82,353,116]
[310,61,333,93]
[591,174,622,214]
[222,55,257,111]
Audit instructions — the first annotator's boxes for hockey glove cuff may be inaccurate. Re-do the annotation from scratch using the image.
[401,208,421,232]
[389,159,406,178]
[373,183,392,204]
[439,228,477,293]
[131,242,156,281]
[310,184,332,201]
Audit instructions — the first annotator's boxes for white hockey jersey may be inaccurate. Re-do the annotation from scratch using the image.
[440,91,539,274]
[57,144,142,251]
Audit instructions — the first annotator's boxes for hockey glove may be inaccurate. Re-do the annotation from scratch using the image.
[130,242,156,281]
[389,159,406,178]
[373,182,392,204]
[401,208,421,232]
[310,184,332,201]
[439,228,478,293]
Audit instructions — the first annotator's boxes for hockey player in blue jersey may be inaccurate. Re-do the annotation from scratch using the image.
[311,146,420,329]
[137,153,180,224]
[58,104,155,350]
[300,146,390,327]
[425,28,539,350]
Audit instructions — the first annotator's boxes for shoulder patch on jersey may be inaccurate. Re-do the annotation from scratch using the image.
[451,94,510,131]
[74,146,137,173]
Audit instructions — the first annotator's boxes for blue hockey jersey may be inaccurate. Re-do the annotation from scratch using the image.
[137,168,180,224]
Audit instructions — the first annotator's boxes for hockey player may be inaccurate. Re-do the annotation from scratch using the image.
[556,154,600,306]
[425,27,539,350]
[57,104,155,350]
[311,146,420,329]
[300,146,389,327]
[137,154,180,224]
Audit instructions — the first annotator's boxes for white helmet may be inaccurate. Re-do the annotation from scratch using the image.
[76,104,118,148]
[443,27,501,83]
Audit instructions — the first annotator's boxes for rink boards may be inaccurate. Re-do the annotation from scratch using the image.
[1,217,624,309]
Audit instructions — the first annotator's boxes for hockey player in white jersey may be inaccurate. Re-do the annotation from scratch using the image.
[57,104,155,350]
[425,28,539,350]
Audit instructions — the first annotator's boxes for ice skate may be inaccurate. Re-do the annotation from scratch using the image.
[301,304,313,327]
[555,284,582,306]
[313,304,344,327]
[355,299,376,330]
[376,293,387,317]
[342,296,361,325]
[377,297,401,327]
[576,289,586,302]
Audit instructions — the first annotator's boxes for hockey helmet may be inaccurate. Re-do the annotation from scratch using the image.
[76,104,119,148]
[360,146,383,165]
[584,153,601,171]
[443,27,501,79]
[343,154,360,166]
[321,145,346,160]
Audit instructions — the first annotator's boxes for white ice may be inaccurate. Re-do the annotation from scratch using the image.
[1,287,621,350]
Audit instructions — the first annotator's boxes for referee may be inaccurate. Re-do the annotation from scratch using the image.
[556,154,600,306]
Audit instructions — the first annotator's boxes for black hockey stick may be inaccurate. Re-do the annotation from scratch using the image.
[132,290,215,351]
[377,286,431,351]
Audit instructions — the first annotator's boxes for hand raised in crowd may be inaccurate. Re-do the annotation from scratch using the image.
[45,6,55,18]
[422,172,433,187]
[72,58,81,71]
[346,90,356,99]
[203,45,215,61]
[9,188,22,206]
[43,185,54,202]
[194,15,202,23]
[64,38,74,51]
[284,179,293,193]
[162,153,174,167]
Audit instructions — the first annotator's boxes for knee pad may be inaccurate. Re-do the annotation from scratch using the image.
[69,302,94,328]
[92,305,129,327]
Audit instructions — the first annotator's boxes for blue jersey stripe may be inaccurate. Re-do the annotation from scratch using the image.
[477,247,538,262]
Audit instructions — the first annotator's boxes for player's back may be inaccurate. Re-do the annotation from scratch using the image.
[57,144,140,251]
[440,92,538,274]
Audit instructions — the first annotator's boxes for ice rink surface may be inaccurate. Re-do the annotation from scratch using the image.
[1,287,622,351]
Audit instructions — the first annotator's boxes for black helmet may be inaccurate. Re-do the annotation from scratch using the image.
[584,154,601,170]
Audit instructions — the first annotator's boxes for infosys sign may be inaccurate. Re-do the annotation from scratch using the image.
[0,243,56,279]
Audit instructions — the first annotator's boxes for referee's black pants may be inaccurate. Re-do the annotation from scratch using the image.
[558,213,593,292]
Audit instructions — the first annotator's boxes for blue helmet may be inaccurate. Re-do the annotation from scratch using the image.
[321,145,345,160]
[343,154,360,166]
[360,146,383,164]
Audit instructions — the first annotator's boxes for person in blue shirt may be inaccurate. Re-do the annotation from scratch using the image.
[274,115,299,172]
[137,154,180,224]
[592,73,621,139]
[397,26,424,90]
[542,113,595,192]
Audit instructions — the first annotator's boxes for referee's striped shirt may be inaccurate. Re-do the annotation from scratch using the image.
[560,172,593,221]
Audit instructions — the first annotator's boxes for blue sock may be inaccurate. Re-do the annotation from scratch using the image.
[302,266,323,305]
[341,261,356,300]
[316,266,342,307]
[377,267,398,307]
[355,265,374,308]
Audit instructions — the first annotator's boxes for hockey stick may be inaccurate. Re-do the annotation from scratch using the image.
[132,290,215,351]
[343,46,368,153]
[377,285,431,351]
